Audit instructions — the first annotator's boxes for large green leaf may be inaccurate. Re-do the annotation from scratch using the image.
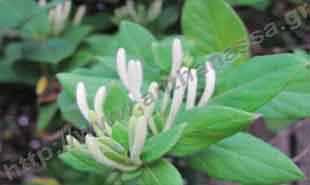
[211,54,309,114]
[0,0,41,28]
[104,82,131,124]
[189,133,304,185]
[118,21,156,65]
[142,124,186,162]
[139,160,183,185]
[22,26,91,64]
[59,147,111,174]
[182,0,250,63]
[171,106,256,156]
[257,54,310,130]
[21,11,50,39]
[85,34,119,57]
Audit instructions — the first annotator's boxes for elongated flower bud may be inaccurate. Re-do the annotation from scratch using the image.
[116,48,129,89]
[186,69,198,110]
[164,67,188,131]
[94,86,107,120]
[128,60,143,101]
[66,135,81,148]
[198,62,216,107]
[171,38,183,79]
[38,0,46,6]
[76,82,90,122]
[73,5,86,25]
[130,116,148,163]
[161,38,183,113]
[63,0,72,20]
[53,4,65,35]
[144,82,159,121]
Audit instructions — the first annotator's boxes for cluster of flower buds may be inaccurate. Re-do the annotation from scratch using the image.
[160,39,216,131]
[38,0,86,35]
[113,0,162,25]
[69,38,215,172]
[72,63,159,170]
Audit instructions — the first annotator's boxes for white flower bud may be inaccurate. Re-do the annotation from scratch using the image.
[94,86,107,120]
[116,48,129,89]
[76,82,90,122]
[66,135,81,148]
[198,62,216,107]
[130,116,148,163]
[186,69,198,110]
[63,0,72,20]
[73,5,86,25]
[164,67,188,131]
[171,38,183,79]
[128,60,142,101]
[38,0,46,7]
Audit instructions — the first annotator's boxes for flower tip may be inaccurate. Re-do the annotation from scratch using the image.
[76,82,90,122]
[206,62,215,72]
[96,86,107,97]
[77,81,85,91]
[173,38,182,49]
[149,82,159,99]
[94,86,107,118]
[85,134,95,144]
[117,48,126,59]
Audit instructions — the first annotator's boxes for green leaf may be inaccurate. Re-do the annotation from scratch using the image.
[0,0,41,28]
[257,55,310,130]
[112,122,129,150]
[210,53,310,131]
[171,106,256,156]
[37,103,58,131]
[118,21,156,65]
[142,124,186,162]
[189,133,304,185]
[85,34,119,56]
[59,147,111,174]
[64,25,92,46]
[211,54,307,113]
[22,38,75,64]
[22,26,91,64]
[182,0,250,63]
[139,160,183,185]
[20,7,50,39]
[104,82,131,124]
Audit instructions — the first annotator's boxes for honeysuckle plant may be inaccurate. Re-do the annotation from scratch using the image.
[59,37,307,185]
[57,0,310,185]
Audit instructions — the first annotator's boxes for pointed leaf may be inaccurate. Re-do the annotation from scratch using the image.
[189,133,304,185]
[182,0,250,63]
[171,106,256,156]
[139,160,183,185]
